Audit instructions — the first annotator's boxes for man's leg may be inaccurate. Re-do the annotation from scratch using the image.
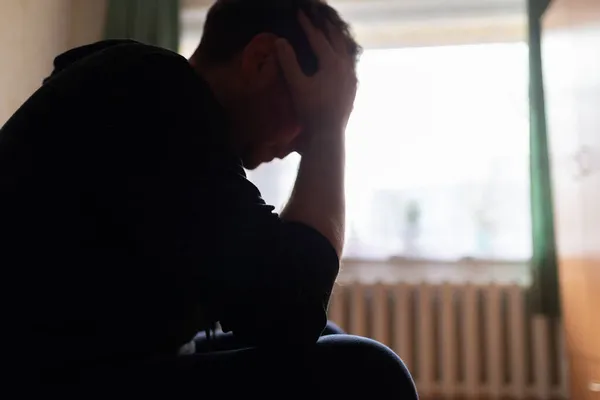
[307,335,417,398]
[120,334,417,399]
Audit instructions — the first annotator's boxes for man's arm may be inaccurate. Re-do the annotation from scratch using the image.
[110,49,345,346]
[201,160,341,346]
[276,13,358,258]
[280,134,345,256]
[217,15,357,345]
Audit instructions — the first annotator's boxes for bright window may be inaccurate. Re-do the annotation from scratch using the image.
[248,43,531,261]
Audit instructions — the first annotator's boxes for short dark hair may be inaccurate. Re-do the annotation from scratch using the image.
[194,0,361,76]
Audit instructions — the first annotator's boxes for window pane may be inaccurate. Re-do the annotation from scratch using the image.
[248,43,531,261]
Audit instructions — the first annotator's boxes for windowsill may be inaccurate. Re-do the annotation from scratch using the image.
[338,257,531,285]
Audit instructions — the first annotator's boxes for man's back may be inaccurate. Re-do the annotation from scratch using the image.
[0,41,220,369]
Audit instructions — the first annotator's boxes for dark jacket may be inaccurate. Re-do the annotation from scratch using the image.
[0,40,339,373]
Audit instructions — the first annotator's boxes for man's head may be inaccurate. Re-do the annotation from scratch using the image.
[190,0,360,169]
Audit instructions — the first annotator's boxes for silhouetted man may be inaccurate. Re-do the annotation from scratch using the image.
[0,0,417,397]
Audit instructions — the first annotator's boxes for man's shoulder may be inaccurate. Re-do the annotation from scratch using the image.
[83,40,188,73]
[46,40,189,85]
[95,40,184,62]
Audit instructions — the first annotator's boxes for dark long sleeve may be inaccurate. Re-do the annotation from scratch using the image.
[200,161,341,346]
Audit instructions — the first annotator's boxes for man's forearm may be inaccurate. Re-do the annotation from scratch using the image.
[280,132,345,256]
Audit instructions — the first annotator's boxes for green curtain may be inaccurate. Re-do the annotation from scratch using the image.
[527,0,560,316]
[104,0,180,52]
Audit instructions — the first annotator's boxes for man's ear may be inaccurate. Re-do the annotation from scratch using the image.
[240,33,280,84]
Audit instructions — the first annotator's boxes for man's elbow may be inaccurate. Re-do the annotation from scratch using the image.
[222,297,330,348]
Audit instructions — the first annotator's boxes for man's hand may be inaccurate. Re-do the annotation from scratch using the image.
[276,12,358,146]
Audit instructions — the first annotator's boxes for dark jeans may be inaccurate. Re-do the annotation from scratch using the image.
[180,321,418,399]
[42,322,418,399]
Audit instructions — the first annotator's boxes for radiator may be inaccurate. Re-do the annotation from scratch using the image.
[327,282,568,399]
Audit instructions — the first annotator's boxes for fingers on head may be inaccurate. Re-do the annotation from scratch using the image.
[325,20,347,55]
[298,11,333,59]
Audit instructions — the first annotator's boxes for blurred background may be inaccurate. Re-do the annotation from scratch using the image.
[1,0,598,398]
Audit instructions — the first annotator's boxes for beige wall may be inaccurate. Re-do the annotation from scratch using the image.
[0,0,106,126]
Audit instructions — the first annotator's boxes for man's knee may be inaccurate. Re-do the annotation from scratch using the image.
[314,335,418,398]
